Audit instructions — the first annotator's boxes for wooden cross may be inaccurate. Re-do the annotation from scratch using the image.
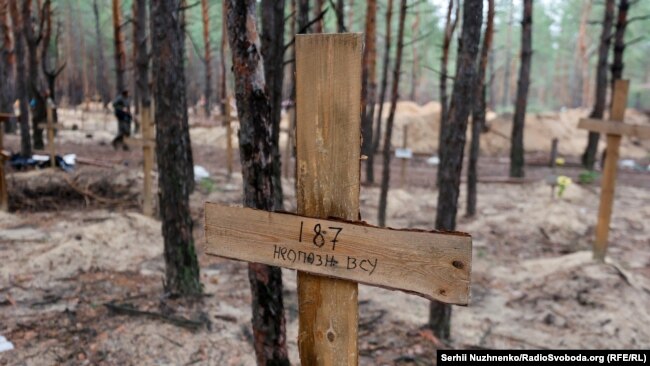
[577,79,650,261]
[126,105,156,217]
[215,96,237,178]
[204,34,472,365]
[0,113,12,211]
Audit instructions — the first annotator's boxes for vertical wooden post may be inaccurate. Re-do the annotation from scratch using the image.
[46,101,55,168]
[224,96,233,178]
[594,79,628,262]
[550,138,558,169]
[400,124,408,186]
[296,34,363,365]
[142,105,154,217]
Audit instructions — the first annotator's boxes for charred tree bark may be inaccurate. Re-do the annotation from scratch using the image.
[509,0,532,178]
[201,0,211,116]
[219,0,228,114]
[93,0,109,106]
[298,0,310,33]
[362,0,377,183]
[431,0,482,340]
[378,0,407,228]
[261,0,285,211]
[133,0,149,107]
[438,0,459,158]
[9,0,31,156]
[582,0,615,170]
[335,0,346,32]
[151,0,201,297]
[0,0,15,133]
[225,1,289,365]
[372,0,393,167]
[23,0,45,150]
[610,0,628,86]
[112,0,126,94]
[467,0,494,217]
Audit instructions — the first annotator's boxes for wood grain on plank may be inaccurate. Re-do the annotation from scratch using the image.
[578,118,650,139]
[594,79,628,262]
[204,204,472,304]
[295,33,363,366]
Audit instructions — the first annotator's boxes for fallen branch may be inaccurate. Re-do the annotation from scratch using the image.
[104,302,205,331]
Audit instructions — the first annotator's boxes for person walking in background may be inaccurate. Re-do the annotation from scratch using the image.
[111,89,132,150]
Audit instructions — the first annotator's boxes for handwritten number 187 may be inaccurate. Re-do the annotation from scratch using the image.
[299,221,342,251]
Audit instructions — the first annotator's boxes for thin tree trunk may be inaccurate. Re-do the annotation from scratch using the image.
[261,0,285,210]
[509,0,532,178]
[219,0,228,114]
[571,0,590,108]
[9,0,31,156]
[581,0,615,170]
[151,0,201,297]
[362,0,377,183]
[378,0,407,228]
[225,1,289,364]
[467,0,494,217]
[502,0,514,108]
[438,0,459,158]
[41,0,63,126]
[335,0,346,32]
[93,0,109,107]
[313,0,325,33]
[372,0,393,171]
[431,0,483,340]
[409,5,420,102]
[201,0,211,117]
[0,0,15,133]
[134,0,149,107]
[610,0,628,86]
[112,0,126,94]
[298,0,310,33]
[23,0,45,150]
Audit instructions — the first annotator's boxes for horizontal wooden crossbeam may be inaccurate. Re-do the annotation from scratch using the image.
[204,204,472,305]
[124,137,156,148]
[578,118,650,139]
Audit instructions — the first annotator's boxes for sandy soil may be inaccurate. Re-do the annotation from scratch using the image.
[0,107,649,365]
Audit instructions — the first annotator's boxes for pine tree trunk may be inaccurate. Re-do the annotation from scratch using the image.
[23,0,45,150]
[298,0,310,33]
[312,0,325,33]
[610,0,628,85]
[335,0,346,32]
[225,1,289,364]
[112,0,126,94]
[431,0,483,340]
[438,0,459,158]
[133,0,149,106]
[571,0,590,108]
[372,0,393,173]
[10,0,31,156]
[93,0,110,106]
[409,6,420,102]
[502,0,514,108]
[362,0,377,183]
[581,0,615,170]
[201,0,211,116]
[509,0,532,178]
[151,0,201,297]
[0,0,16,133]
[378,0,407,228]
[219,0,228,114]
[261,0,285,210]
[467,0,494,217]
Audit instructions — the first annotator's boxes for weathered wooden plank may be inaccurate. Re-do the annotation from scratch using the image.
[204,204,471,304]
[594,79,629,262]
[295,33,363,366]
[124,137,156,148]
[578,118,650,139]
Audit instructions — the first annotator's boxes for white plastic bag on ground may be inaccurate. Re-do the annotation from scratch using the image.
[0,335,14,353]
[194,165,210,181]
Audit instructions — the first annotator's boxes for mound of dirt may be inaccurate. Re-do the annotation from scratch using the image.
[7,167,142,212]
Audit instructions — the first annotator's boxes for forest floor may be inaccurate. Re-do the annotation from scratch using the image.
[1,106,649,365]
